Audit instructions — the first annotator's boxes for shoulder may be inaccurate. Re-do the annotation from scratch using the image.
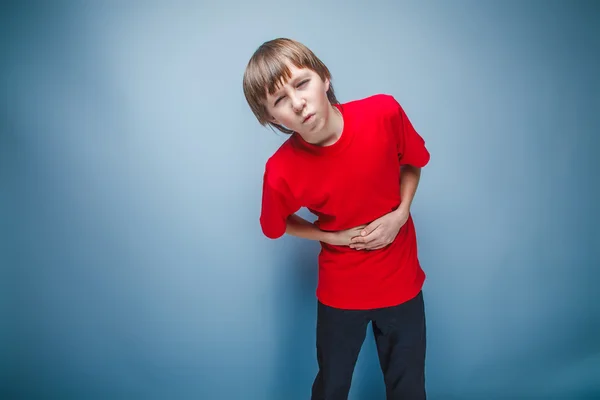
[342,93,401,117]
[263,139,296,187]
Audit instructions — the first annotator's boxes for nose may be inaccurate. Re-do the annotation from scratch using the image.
[291,95,305,113]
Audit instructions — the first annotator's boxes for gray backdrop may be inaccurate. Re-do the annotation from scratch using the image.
[2,1,599,399]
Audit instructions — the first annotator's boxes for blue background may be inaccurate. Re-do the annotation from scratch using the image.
[2,1,599,399]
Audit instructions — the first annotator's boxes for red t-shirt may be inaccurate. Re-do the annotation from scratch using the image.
[260,94,431,310]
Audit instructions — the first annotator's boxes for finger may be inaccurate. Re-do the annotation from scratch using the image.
[350,237,362,244]
[360,230,382,244]
[353,235,379,245]
[368,241,390,250]
[362,242,381,250]
[355,241,381,250]
[350,224,366,233]
[361,222,381,237]
[352,234,375,246]
[360,225,381,237]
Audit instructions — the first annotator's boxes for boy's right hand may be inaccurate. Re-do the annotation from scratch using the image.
[326,225,367,246]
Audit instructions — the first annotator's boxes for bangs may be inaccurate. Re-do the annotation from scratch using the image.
[246,50,309,100]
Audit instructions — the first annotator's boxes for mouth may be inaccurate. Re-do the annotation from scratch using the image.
[303,113,315,123]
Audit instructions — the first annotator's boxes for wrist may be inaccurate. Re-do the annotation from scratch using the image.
[396,202,410,216]
[321,230,336,244]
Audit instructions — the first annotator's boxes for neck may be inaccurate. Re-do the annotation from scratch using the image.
[308,104,344,146]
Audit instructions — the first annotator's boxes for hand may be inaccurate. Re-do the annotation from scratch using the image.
[326,224,367,246]
[350,208,409,250]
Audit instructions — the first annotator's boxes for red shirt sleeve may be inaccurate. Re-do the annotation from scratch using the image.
[392,98,431,167]
[260,165,300,239]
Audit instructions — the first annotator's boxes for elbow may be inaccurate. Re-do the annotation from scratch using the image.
[415,148,431,168]
[263,229,285,240]
[407,149,430,169]
[260,218,286,240]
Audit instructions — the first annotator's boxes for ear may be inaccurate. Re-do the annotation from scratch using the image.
[325,77,330,92]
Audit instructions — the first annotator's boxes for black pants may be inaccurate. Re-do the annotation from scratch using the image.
[311,291,426,400]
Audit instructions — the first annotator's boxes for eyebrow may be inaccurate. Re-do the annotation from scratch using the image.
[272,72,309,97]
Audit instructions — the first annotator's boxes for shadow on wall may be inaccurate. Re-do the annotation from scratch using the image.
[268,234,320,399]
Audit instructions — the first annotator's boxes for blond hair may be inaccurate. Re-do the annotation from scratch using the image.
[243,38,339,135]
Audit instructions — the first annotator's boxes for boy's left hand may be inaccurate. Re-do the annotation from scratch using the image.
[349,207,409,251]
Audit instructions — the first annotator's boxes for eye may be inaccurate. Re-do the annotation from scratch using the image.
[274,95,285,106]
[297,79,309,88]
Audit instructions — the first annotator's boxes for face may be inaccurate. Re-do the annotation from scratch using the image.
[264,64,332,140]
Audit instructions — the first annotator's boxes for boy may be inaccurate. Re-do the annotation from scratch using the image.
[243,38,431,400]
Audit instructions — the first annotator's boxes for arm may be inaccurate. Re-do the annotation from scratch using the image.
[286,214,366,246]
[285,214,332,242]
[392,165,421,218]
[350,97,429,250]
[260,175,363,244]
[350,165,422,250]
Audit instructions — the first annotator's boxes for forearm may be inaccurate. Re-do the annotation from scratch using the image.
[396,165,421,214]
[285,214,333,243]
